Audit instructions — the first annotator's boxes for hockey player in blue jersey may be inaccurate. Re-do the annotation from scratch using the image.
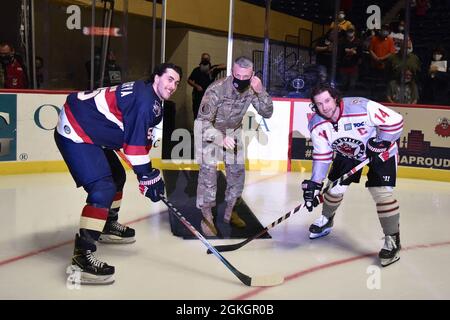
[55,63,182,284]
[301,82,403,267]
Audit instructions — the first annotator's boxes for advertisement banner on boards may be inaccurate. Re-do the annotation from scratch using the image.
[290,101,450,170]
[0,94,17,161]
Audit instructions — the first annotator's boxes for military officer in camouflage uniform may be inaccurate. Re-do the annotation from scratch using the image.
[194,56,273,236]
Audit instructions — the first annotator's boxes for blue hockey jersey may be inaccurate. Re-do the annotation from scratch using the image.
[56,80,162,176]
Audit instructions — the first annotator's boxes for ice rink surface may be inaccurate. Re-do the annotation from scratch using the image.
[0,170,449,299]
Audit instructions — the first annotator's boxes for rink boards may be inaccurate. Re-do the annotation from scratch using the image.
[0,91,449,181]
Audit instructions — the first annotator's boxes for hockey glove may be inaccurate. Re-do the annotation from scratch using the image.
[301,180,323,212]
[138,169,165,202]
[366,138,391,162]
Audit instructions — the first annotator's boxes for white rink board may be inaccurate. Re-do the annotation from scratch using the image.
[245,100,291,161]
[2,92,449,175]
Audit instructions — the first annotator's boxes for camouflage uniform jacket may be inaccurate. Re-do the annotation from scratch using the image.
[194,76,273,143]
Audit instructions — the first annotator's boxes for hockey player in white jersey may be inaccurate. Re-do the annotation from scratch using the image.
[302,82,403,267]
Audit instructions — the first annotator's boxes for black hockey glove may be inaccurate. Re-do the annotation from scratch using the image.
[301,180,323,212]
[138,169,165,202]
[366,138,391,162]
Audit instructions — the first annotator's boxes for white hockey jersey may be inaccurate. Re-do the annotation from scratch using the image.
[308,97,403,182]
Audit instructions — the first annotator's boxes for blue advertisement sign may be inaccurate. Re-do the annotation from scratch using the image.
[0,94,17,161]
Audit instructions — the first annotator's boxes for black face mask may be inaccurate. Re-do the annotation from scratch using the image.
[232,77,250,92]
[0,54,13,65]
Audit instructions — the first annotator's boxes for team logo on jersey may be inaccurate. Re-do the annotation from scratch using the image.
[64,125,71,134]
[332,137,365,158]
[153,101,161,117]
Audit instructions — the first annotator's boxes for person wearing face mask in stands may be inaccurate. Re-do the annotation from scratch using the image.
[188,53,226,119]
[368,25,396,97]
[314,30,335,82]
[369,25,396,79]
[423,47,449,105]
[337,27,362,94]
[390,20,413,54]
[0,42,28,89]
[194,56,273,236]
[330,10,354,37]
[386,38,421,82]
[386,68,419,104]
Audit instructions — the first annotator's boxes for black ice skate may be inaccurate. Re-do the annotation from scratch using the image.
[68,236,115,285]
[309,214,334,239]
[379,232,401,267]
[99,221,136,244]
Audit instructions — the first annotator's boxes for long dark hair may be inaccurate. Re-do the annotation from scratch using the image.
[309,82,342,113]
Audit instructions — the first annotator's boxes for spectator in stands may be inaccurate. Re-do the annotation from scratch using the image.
[314,30,334,81]
[387,39,421,81]
[390,20,412,54]
[188,53,225,120]
[369,25,396,81]
[422,47,449,105]
[85,47,122,89]
[0,42,28,89]
[359,28,376,79]
[386,68,419,104]
[337,27,362,94]
[104,50,122,86]
[330,10,354,37]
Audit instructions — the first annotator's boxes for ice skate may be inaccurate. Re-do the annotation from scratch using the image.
[68,235,115,285]
[309,214,334,239]
[99,220,136,244]
[379,232,401,267]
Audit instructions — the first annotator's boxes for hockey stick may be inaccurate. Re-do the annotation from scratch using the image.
[208,152,392,254]
[160,195,284,287]
[115,150,284,287]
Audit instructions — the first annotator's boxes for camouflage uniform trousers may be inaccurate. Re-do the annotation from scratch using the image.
[196,135,245,209]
